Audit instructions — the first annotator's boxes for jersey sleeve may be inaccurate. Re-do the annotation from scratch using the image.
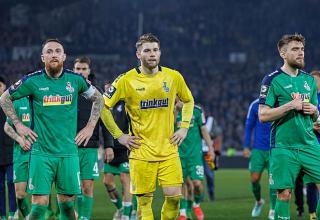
[9,76,33,100]
[103,74,126,108]
[243,101,257,148]
[310,78,318,106]
[78,75,95,99]
[175,71,194,128]
[259,75,277,107]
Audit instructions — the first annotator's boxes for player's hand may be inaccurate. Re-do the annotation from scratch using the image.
[105,148,114,163]
[243,148,251,158]
[15,122,38,144]
[17,135,31,151]
[302,102,317,115]
[207,147,216,161]
[290,94,303,111]
[117,134,141,150]
[313,122,320,132]
[170,128,188,146]
[75,124,95,146]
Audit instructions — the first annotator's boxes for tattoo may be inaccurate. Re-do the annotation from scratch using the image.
[0,91,20,126]
[4,122,20,142]
[88,89,104,127]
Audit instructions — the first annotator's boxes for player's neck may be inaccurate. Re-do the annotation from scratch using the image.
[281,64,299,77]
[140,65,159,75]
[45,67,63,78]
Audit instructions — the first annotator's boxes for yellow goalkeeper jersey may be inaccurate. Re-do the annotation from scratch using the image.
[102,66,194,161]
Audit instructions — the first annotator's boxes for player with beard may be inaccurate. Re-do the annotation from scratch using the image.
[100,33,194,219]
[259,34,320,220]
[0,39,104,220]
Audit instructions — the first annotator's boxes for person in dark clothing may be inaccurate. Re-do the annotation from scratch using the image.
[0,76,17,220]
[103,81,133,220]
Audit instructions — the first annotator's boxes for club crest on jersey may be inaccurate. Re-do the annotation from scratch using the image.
[163,82,169,92]
[140,98,169,109]
[304,81,310,91]
[22,113,30,122]
[43,95,73,106]
[66,82,74,93]
[104,85,116,99]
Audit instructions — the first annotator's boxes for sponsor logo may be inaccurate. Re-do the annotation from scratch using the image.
[291,92,310,102]
[104,85,116,99]
[259,85,269,98]
[39,87,49,91]
[304,81,310,91]
[43,94,72,106]
[136,87,145,91]
[140,98,169,109]
[19,107,27,110]
[22,113,30,122]
[66,82,74,93]
[163,82,169,92]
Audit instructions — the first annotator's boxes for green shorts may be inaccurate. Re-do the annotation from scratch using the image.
[104,162,129,175]
[78,148,99,180]
[13,159,29,183]
[269,147,320,190]
[28,154,81,195]
[249,149,270,173]
[180,154,204,181]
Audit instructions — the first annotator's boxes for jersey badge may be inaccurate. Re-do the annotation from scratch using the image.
[105,85,116,99]
[163,82,169,92]
[304,81,310,91]
[66,82,74,93]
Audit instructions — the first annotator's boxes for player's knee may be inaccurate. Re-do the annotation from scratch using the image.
[192,180,203,191]
[103,174,113,186]
[15,189,27,199]
[82,181,94,196]
[277,189,291,201]
[120,173,130,185]
[164,195,181,207]
[251,173,261,183]
[137,194,153,207]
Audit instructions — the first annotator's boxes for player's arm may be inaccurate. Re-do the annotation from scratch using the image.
[171,72,194,145]
[0,79,37,142]
[75,79,104,146]
[100,76,140,150]
[101,118,115,163]
[243,102,257,158]
[4,122,30,150]
[201,125,214,155]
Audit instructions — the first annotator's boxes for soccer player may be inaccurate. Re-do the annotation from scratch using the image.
[175,100,213,220]
[73,56,104,220]
[243,98,276,219]
[4,96,31,220]
[0,39,104,220]
[100,33,194,219]
[0,76,17,220]
[259,34,320,220]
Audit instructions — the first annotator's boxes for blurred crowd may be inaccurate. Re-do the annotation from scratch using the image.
[1,0,320,150]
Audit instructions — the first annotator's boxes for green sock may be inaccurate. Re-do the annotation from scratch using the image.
[194,193,204,205]
[132,194,137,211]
[0,216,6,220]
[186,200,193,217]
[47,194,53,211]
[81,195,93,219]
[274,199,290,220]
[269,189,277,210]
[111,198,123,210]
[55,199,60,217]
[58,201,75,220]
[29,204,47,220]
[77,194,84,217]
[122,202,132,217]
[17,198,30,217]
[251,182,261,202]
[180,198,187,216]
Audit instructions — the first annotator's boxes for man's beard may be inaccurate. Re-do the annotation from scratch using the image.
[288,58,305,70]
[46,61,63,77]
[141,58,159,70]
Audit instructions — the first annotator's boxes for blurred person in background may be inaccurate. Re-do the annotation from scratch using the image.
[243,98,276,219]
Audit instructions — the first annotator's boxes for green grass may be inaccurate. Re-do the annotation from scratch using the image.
[10,169,312,219]
[90,169,311,219]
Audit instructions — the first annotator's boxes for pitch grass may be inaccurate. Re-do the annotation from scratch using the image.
[13,169,310,219]
[90,169,310,220]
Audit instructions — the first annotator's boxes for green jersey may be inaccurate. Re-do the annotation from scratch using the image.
[259,68,319,149]
[176,105,205,158]
[9,69,94,157]
[7,97,32,163]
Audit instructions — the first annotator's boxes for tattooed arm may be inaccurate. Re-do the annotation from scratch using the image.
[4,122,30,150]
[0,90,37,142]
[75,88,103,146]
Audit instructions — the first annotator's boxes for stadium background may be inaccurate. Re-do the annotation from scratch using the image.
[1,0,318,219]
